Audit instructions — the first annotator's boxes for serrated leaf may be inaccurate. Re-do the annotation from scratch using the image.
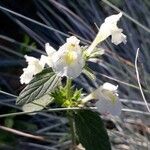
[17,69,61,105]
[74,110,111,150]
[22,94,53,114]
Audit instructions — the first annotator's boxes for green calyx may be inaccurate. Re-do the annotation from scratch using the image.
[82,46,105,61]
[51,80,82,107]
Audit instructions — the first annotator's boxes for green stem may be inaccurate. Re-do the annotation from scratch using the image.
[68,112,76,149]
[66,78,72,101]
[66,78,76,149]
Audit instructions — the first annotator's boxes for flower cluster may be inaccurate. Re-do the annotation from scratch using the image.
[20,13,126,116]
[20,36,84,84]
[20,13,126,84]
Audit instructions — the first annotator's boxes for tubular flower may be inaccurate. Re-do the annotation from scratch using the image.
[51,36,85,78]
[82,82,122,116]
[87,12,126,55]
[20,55,44,84]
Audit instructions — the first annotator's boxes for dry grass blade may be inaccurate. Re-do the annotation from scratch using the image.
[0,107,97,118]
[0,125,52,143]
[0,5,69,38]
[135,48,150,112]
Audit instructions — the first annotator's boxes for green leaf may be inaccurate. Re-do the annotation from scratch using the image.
[17,68,61,105]
[74,110,111,150]
[22,94,53,114]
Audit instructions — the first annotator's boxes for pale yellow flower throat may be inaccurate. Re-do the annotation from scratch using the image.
[64,44,76,65]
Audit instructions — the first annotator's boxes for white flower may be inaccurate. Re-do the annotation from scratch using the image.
[82,82,122,116]
[20,55,44,84]
[51,36,85,78]
[87,12,126,55]
[95,83,121,116]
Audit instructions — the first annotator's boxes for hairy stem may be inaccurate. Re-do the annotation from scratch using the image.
[66,78,76,149]
[66,78,72,101]
[68,112,76,149]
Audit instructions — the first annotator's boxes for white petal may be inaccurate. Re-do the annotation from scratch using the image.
[24,55,39,64]
[111,30,127,45]
[20,55,44,84]
[99,12,124,43]
[40,55,53,67]
[66,36,80,45]
[76,144,85,150]
[95,97,122,116]
[45,43,56,55]
[64,58,84,78]
[31,63,43,74]
[102,82,118,92]
[39,55,47,67]
[20,68,33,84]
[104,12,122,24]
[97,23,112,42]
[51,56,65,76]
[44,43,57,67]
[52,52,84,78]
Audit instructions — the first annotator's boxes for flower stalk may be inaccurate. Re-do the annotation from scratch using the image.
[68,112,76,149]
[66,78,76,149]
[66,78,72,101]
